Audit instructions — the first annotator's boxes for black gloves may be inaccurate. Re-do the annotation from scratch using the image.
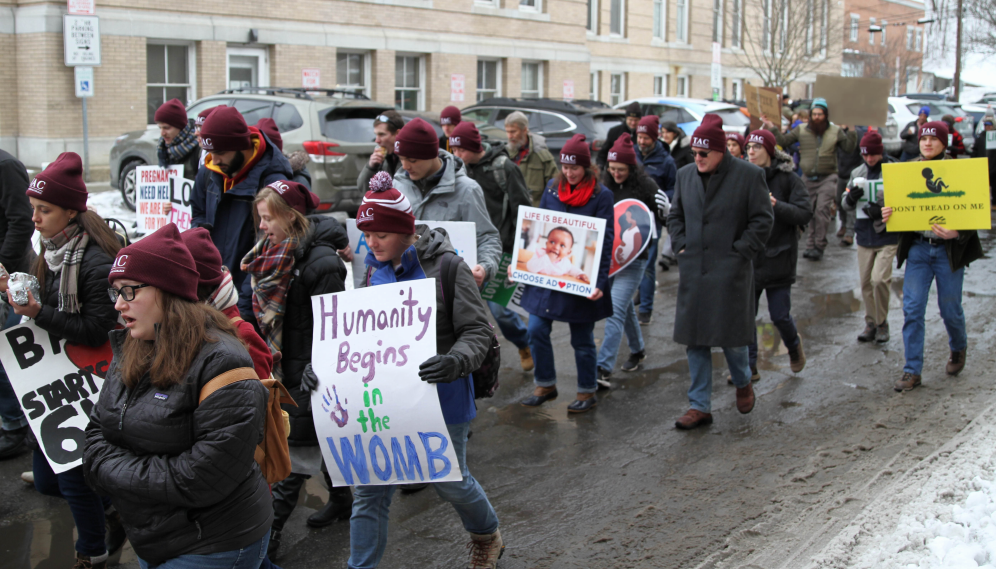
[418,354,462,384]
[845,186,864,208]
[301,363,320,392]
[864,201,884,221]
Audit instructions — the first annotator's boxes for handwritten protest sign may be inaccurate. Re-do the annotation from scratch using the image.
[0,321,112,473]
[311,280,462,486]
[480,253,528,316]
[344,219,477,288]
[744,83,782,130]
[609,199,655,276]
[510,206,606,298]
[883,158,992,231]
[135,166,193,234]
[814,75,891,127]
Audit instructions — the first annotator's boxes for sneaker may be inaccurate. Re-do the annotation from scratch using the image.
[675,409,713,430]
[946,349,966,376]
[621,351,646,372]
[518,347,534,372]
[638,312,652,325]
[467,529,504,569]
[875,322,890,343]
[0,426,28,460]
[894,372,922,392]
[20,471,33,484]
[857,323,877,343]
[307,487,354,527]
[596,367,612,390]
[104,507,128,556]
[788,339,806,373]
[72,552,107,569]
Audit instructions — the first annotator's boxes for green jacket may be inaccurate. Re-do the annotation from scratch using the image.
[769,122,858,177]
[508,133,558,205]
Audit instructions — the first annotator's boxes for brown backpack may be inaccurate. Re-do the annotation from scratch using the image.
[198,367,297,485]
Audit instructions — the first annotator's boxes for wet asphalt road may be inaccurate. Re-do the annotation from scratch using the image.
[2,216,995,569]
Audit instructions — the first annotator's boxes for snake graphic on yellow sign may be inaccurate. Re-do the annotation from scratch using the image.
[882,158,992,231]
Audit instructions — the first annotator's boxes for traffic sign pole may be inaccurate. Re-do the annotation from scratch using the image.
[82,98,89,181]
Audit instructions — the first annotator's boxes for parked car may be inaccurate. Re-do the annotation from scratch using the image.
[898,92,952,101]
[109,87,394,213]
[613,97,752,137]
[889,97,975,154]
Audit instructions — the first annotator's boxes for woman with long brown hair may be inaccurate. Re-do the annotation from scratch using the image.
[83,222,273,568]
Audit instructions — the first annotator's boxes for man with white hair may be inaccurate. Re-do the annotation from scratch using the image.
[504,111,557,204]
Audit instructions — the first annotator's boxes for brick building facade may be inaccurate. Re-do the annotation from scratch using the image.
[840,0,927,94]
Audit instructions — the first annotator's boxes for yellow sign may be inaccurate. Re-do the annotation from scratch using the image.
[882,158,992,231]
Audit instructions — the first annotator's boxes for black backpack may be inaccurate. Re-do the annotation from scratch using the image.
[439,253,501,399]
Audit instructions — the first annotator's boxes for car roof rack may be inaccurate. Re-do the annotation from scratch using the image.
[473,97,593,113]
[216,87,371,101]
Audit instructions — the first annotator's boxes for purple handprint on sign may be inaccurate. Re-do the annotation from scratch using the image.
[321,386,349,428]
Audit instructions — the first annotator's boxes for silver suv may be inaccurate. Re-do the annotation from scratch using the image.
[109,88,393,213]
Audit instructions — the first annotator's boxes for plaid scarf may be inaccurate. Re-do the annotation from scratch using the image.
[40,222,89,314]
[160,122,199,164]
[242,236,299,378]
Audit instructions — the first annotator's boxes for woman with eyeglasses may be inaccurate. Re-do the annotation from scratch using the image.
[84,223,273,569]
[0,153,125,569]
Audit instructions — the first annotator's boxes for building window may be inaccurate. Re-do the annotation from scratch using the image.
[610,73,624,106]
[849,14,859,43]
[336,52,366,96]
[779,2,788,53]
[676,75,689,97]
[906,66,919,92]
[520,0,540,10]
[804,0,814,55]
[477,59,501,102]
[147,43,192,125]
[731,79,743,100]
[916,27,923,52]
[676,0,689,43]
[868,17,876,45]
[906,26,914,50]
[762,0,771,51]
[881,20,887,46]
[653,0,665,40]
[731,0,743,48]
[590,71,600,100]
[395,55,422,111]
[587,0,598,32]
[712,0,723,44]
[654,75,666,96]
[820,0,829,55]
[521,62,542,98]
[610,0,625,36]
[842,61,865,77]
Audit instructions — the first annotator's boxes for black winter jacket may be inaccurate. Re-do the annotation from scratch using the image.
[83,329,271,565]
[34,238,118,347]
[156,122,201,181]
[669,137,694,170]
[900,120,924,156]
[597,123,635,168]
[463,142,533,252]
[602,169,659,260]
[753,150,813,289]
[0,150,36,273]
[281,215,348,446]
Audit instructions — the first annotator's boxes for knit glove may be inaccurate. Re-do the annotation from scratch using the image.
[864,201,884,221]
[655,189,671,220]
[301,363,320,392]
[844,178,865,208]
[418,354,462,384]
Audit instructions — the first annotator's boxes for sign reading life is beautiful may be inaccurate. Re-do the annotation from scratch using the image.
[0,321,111,474]
[883,158,992,231]
[510,206,606,298]
[310,280,462,487]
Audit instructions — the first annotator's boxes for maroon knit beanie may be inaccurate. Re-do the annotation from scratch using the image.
[265,180,319,215]
[691,114,727,153]
[200,106,252,153]
[636,116,660,140]
[560,134,591,168]
[726,132,746,151]
[255,118,283,152]
[154,99,188,131]
[109,223,199,302]
[919,121,949,148]
[449,121,483,153]
[860,131,884,155]
[356,172,416,234]
[440,106,462,126]
[180,227,225,287]
[394,117,439,160]
[27,152,88,212]
[196,106,220,128]
[747,129,776,159]
[607,133,637,166]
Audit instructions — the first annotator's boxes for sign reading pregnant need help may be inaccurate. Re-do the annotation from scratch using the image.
[882,158,992,231]
[510,206,606,298]
[135,166,193,233]
[0,321,112,473]
[310,280,461,486]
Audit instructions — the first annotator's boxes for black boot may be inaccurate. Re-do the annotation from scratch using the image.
[104,506,128,556]
[857,323,877,343]
[306,487,354,528]
[267,529,282,561]
[0,426,28,460]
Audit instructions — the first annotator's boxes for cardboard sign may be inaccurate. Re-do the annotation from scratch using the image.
[310,280,462,487]
[814,75,891,127]
[852,179,885,220]
[744,83,782,124]
[609,199,656,276]
[0,321,111,474]
[480,253,528,316]
[135,166,192,234]
[510,206,606,298]
[986,130,996,150]
[344,219,477,289]
[882,158,992,231]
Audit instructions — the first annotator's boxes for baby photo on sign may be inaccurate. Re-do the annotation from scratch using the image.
[511,206,606,297]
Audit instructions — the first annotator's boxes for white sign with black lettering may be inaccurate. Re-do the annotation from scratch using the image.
[64,15,101,66]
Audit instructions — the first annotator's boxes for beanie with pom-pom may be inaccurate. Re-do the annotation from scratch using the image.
[356,171,416,234]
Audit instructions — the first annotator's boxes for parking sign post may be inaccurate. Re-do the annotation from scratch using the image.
[74,66,94,181]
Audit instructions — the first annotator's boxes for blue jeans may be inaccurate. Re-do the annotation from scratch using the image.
[686,346,751,414]
[487,301,530,350]
[748,286,800,368]
[33,451,107,557]
[528,315,597,393]
[902,240,967,375]
[597,263,645,371]
[348,422,498,569]
[138,530,270,569]
[0,308,26,431]
[638,227,662,314]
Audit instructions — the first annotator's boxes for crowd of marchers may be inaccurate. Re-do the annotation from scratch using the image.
[0,92,990,569]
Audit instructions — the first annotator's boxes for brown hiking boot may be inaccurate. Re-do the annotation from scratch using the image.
[946,349,966,376]
[675,409,713,430]
[736,383,755,414]
[836,225,846,238]
[894,372,922,392]
[788,338,806,373]
[857,323,877,342]
[467,529,504,569]
[840,235,854,246]
[518,347,534,372]
[875,322,890,344]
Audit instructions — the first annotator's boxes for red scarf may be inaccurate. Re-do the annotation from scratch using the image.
[558,177,597,207]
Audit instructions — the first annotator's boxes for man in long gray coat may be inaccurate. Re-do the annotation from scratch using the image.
[668,114,774,430]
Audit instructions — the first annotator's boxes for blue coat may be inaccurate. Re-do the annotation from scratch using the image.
[636,140,677,200]
[519,181,615,323]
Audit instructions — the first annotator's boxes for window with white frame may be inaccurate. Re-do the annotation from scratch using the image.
[916,27,923,52]
[610,0,625,36]
[654,75,667,96]
[521,62,542,99]
[676,75,689,97]
[147,43,193,125]
[805,0,814,55]
[731,0,743,48]
[520,0,540,11]
[820,0,829,55]
[395,55,423,111]
[906,66,919,92]
[906,26,914,50]
[842,61,865,77]
[676,0,689,43]
[477,59,501,101]
[762,0,771,51]
[868,17,876,45]
[881,20,887,46]
[336,52,367,96]
[590,71,599,100]
[587,0,598,32]
[610,73,624,106]
[779,1,788,53]
[850,14,859,42]
[475,0,499,6]
[712,0,723,44]
[653,0,665,40]
[731,79,743,100]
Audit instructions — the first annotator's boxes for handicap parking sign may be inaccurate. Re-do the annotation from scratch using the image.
[74,67,94,98]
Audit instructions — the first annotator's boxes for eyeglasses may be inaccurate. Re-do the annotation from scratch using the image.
[745,143,765,151]
[107,283,151,303]
[692,150,712,159]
